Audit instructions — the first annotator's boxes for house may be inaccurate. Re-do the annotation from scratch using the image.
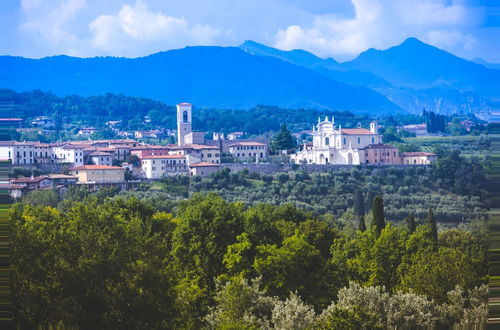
[88,151,114,166]
[400,152,437,165]
[228,142,268,161]
[140,155,188,178]
[52,144,85,166]
[169,144,220,164]
[134,130,164,139]
[78,127,96,136]
[33,142,52,164]
[401,124,427,136]
[31,116,54,128]
[189,162,221,177]
[70,165,125,183]
[130,145,170,159]
[11,176,53,190]
[227,132,244,140]
[46,174,78,185]
[0,183,26,199]
[361,144,400,165]
[0,141,35,165]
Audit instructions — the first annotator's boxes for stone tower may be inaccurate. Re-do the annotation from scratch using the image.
[177,103,192,146]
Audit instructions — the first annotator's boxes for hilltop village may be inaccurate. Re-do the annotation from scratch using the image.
[0,103,437,199]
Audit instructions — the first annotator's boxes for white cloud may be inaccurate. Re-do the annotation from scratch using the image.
[89,1,221,56]
[19,0,87,46]
[274,0,485,60]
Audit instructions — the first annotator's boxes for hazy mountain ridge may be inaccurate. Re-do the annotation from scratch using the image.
[239,38,498,114]
[1,38,496,114]
[0,46,401,113]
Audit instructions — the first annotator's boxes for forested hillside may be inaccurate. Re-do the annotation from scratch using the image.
[5,89,405,135]
[11,191,487,328]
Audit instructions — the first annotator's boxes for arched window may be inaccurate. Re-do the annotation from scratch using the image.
[183,111,188,122]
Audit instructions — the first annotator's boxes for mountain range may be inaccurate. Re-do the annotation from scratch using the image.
[1,38,498,114]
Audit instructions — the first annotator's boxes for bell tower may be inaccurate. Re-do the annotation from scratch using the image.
[177,102,192,146]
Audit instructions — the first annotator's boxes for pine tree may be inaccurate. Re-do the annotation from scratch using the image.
[353,190,365,219]
[358,216,366,232]
[371,195,385,234]
[427,208,438,247]
[405,213,416,234]
[270,124,295,153]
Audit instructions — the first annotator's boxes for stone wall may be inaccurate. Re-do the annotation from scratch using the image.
[220,163,423,175]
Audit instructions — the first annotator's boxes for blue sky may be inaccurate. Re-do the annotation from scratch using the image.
[1,0,499,62]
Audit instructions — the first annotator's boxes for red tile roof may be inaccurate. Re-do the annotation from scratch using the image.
[400,152,436,157]
[229,142,266,147]
[142,155,186,159]
[70,165,124,170]
[0,183,25,189]
[170,144,219,150]
[341,128,375,135]
[189,162,221,167]
[362,143,397,150]
[12,176,52,183]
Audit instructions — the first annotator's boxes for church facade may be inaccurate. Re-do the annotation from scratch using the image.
[291,117,390,165]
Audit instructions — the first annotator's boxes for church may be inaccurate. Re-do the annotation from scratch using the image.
[291,117,400,165]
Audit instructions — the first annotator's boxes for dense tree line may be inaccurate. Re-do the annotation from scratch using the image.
[422,109,447,133]
[11,192,487,328]
[7,89,423,137]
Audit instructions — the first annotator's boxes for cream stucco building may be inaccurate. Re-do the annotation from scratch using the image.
[70,165,125,183]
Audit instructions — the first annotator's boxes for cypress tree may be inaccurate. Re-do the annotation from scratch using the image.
[427,208,438,247]
[371,195,385,234]
[365,190,377,213]
[358,215,366,232]
[353,190,365,219]
[405,213,416,234]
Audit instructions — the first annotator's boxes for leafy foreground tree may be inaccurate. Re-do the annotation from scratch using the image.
[9,193,488,328]
[207,277,487,330]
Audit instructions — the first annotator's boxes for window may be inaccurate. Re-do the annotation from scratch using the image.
[357,137,360,144]
[343,138,346,145]
[183,111,188,122]
[325,137,330,145]
[371,137,375,143]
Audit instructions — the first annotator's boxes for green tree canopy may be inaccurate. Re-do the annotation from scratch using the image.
[270,124,296,152]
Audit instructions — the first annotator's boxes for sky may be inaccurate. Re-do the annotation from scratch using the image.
[1,0,499,62]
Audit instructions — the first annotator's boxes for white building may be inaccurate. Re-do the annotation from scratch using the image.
[141,155,188,178]
[89,151,114,166]
[291,117,382,165]
[0,141,35,165]
[52,144,85,166]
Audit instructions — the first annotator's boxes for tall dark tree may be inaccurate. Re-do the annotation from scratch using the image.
[358,216,366,232]
[365,190,377,212]
[270,124,296,152]
[370,195,385,234]
[353,190,365,219]
[405,213,416,234]
[427,208,438,248]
